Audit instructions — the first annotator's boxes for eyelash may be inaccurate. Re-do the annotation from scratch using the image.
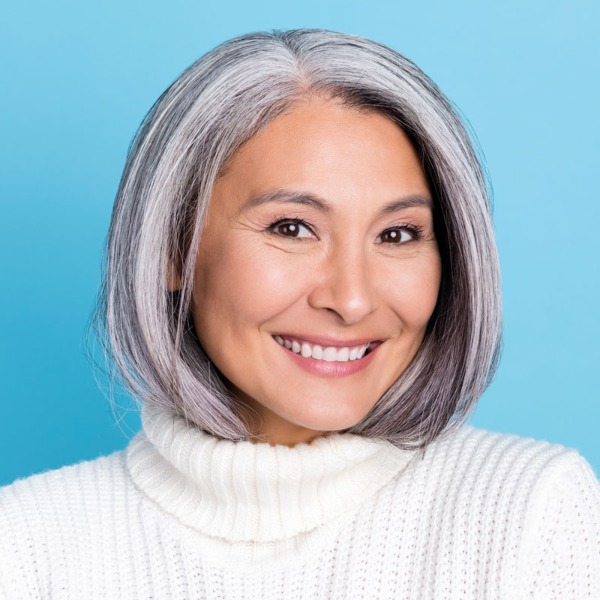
[266,218,425,244]
[378,224,425,244]
[267,217,315,240]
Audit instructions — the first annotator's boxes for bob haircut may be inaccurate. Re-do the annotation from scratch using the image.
[95,28,502,449]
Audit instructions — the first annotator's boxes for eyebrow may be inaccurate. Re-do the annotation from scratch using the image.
[240,188,433,216]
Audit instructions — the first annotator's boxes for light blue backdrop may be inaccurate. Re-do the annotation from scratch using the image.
[1,0,598,486]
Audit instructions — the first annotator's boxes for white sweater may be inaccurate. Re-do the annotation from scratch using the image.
[1,406,599,599]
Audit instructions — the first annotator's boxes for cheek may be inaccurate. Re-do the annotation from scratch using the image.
[193,239,312,328]
[381,251,442,328]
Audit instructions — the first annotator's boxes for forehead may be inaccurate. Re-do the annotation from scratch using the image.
[208,100,432,224]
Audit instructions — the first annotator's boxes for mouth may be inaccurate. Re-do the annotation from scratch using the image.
[273,334,381,363]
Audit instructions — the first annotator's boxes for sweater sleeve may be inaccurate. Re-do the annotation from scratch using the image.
[519,451,600,599]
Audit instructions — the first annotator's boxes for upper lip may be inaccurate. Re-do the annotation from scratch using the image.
[272,333,382,348]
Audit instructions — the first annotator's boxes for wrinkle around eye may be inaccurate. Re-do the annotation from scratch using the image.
[374,237,439,261]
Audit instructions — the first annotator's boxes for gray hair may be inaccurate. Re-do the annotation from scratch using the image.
[93,29,502,448]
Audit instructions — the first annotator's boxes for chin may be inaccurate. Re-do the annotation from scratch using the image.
[281,400,372,436]
[231,383,378,444]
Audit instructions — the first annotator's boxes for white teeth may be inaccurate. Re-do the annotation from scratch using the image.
[323,347,337,362]
[337,347,349,362]
[274,336,375,363]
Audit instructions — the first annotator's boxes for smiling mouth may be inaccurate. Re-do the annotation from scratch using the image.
[273,335,381,362]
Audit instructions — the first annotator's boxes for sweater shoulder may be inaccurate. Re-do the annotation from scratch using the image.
[0,450,136,543]
[0,449,132,515]
[398,425,600,596]
[408,423,600,547]
[424,424,595,488]
[0,450,138,594]
[0,449,141,546]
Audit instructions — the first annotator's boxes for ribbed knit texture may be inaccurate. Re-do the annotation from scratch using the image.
[1,406,599,599]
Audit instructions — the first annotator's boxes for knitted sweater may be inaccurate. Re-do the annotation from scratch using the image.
[1,407,599,599]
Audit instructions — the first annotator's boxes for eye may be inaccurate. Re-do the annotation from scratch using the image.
[268,219,315,239]
[377,226,420,244]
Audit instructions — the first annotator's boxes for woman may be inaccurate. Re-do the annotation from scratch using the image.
[1,29,598,599]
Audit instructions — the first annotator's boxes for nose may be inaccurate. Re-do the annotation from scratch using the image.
[306,245,378,325]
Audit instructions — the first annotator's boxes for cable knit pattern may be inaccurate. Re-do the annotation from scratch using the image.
[1,406,599,599]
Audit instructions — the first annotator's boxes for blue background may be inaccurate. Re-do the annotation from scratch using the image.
[1,0,598,486]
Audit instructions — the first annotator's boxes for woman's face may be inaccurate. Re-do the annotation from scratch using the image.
[191,100,442,446]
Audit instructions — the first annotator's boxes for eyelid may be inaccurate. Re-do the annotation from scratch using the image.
[267,217,317,240]
[375,224,425,245]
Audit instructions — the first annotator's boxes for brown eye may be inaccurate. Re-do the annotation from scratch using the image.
[270,220,313,239]
[378,227,414,244]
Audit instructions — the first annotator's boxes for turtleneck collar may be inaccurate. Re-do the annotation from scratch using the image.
[127,405,416,545]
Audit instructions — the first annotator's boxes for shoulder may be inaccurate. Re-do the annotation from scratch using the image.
[417,424,600,519]
[0,449,132,516]
[0,449,138,537]
[411,425,600,597]
[0,450,138,596]
[0,449,135,535]
[423,424,596,486]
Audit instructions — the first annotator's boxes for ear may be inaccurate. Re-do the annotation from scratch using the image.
[166,258,181,292]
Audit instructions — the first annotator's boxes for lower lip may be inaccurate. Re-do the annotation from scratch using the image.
[276,340,381,377]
